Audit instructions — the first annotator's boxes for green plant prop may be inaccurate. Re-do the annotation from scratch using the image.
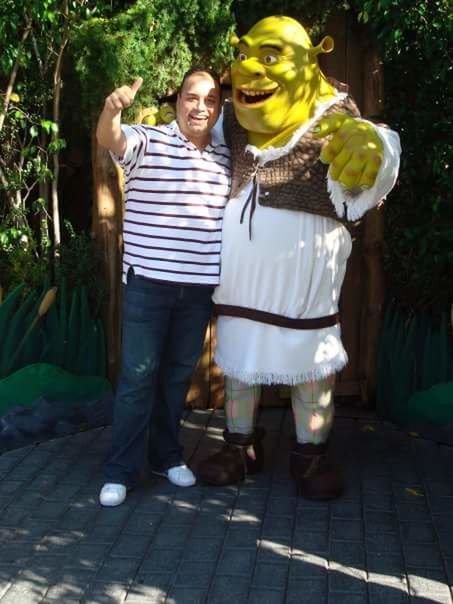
[408,382,453,425]
[377,301,453,425]
[0,282,106,379]
[7,286,58,374]
[0,363,110,414]
[1,288,38,378]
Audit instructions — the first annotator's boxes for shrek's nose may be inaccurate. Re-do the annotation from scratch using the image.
[238,58,266,77]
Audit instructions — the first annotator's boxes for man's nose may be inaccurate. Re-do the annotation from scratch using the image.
[196,98,208,112]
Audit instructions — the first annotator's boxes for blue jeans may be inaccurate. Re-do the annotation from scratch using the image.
[104,269,213,487]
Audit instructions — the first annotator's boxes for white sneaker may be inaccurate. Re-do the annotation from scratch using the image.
[99,483,127,507]
[153,464,196,487]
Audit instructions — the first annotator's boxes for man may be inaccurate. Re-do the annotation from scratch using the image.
[97,67,231,507]
[198,16,401,499]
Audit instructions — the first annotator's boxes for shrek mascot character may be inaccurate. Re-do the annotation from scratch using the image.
[198,16,401,499]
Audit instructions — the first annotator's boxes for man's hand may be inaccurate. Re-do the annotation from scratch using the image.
[313,112,384,191]
[104,78,143,115]
[96,77,143,156]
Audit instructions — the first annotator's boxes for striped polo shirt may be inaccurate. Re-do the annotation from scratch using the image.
[115,120,231,286]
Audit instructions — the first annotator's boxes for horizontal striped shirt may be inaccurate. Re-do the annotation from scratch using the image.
[115,120,231,285]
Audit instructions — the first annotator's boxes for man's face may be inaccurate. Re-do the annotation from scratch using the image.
[176,72,221,146]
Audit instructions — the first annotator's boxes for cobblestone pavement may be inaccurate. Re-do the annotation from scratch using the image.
[1,406,453,603]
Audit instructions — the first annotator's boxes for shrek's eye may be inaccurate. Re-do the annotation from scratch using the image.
[238,52,247,61]
[263,54,278,65]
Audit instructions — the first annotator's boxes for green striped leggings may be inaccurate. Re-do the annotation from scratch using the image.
[224,375,335,444]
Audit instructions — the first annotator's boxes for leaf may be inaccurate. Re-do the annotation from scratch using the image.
[405,488,424,498]
[361,424,376,432]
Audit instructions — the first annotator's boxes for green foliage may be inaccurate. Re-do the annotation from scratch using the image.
[56,222,106,316]
[232,0,342,35]
[0,222,48,295]
[0,99,61,206]
[0,218,105,314]
[354,0,453,310]
[0,1,128,279]
[71,0,235,120]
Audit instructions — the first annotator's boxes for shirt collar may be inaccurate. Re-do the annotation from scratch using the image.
[169,118,224,151]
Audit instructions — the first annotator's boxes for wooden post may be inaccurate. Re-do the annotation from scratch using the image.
[207,320,225,409]
[91,133,123,384]
[359,44,386,403]
[321,12,366,401]
[186,323,211,408]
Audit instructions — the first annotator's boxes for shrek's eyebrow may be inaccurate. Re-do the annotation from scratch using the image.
[238,38,283,52]
[259,43,283,52]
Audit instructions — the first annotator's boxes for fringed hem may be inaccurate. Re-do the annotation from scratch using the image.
[214,353,349,386]
[327,176,380,221]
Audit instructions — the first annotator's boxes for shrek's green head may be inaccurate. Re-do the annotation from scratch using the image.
[231,16,335,145]
[159,102,176,124]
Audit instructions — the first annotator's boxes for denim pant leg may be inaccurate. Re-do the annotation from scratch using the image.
[147,284,213,472]
[104,275,172,487]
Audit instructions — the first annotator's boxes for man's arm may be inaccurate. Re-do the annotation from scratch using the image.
[96,77,143,156]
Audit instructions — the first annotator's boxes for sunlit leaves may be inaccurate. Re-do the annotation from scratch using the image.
[71,0,235,121]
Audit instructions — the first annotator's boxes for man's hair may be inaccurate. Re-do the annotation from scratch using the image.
[177,65,221,95]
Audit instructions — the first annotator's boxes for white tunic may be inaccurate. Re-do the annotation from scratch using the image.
[213,97,402,386]
[214,195,352,385]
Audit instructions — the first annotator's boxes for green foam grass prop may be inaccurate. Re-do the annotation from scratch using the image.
[0,362,110,413]
[408,382,453,424]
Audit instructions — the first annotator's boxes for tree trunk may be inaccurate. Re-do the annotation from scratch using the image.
[91,132,123,383]
[359,44,386,404]
[50,0,69,254]
[0,23,31,134]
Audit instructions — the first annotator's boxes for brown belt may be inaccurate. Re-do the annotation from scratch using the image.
[214,304,340,330]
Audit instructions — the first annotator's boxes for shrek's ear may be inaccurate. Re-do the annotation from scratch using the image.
[230,34,240,48]
[311,36,334,56]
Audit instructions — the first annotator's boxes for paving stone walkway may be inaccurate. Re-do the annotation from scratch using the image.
[1,406,453,603]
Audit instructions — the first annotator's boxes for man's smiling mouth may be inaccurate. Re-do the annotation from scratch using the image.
[237,87,279,105]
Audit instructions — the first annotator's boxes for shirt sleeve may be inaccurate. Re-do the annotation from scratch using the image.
[109,124,147,178]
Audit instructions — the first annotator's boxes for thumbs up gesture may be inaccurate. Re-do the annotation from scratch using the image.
[104,78,143,115]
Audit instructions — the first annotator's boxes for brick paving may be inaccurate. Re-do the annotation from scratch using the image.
[0,406,453,603]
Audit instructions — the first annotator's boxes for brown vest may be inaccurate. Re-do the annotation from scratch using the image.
[224,95,361,224]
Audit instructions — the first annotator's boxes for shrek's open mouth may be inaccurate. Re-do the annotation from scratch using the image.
[237,87,279,105]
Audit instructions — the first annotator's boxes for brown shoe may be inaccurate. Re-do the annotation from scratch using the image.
[197,428,265,486]
[290,442,343,500]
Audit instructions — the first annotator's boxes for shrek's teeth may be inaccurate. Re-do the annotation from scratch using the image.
[240,88,278,104]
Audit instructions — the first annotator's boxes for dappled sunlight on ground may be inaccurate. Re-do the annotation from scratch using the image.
[0,407,452,602]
